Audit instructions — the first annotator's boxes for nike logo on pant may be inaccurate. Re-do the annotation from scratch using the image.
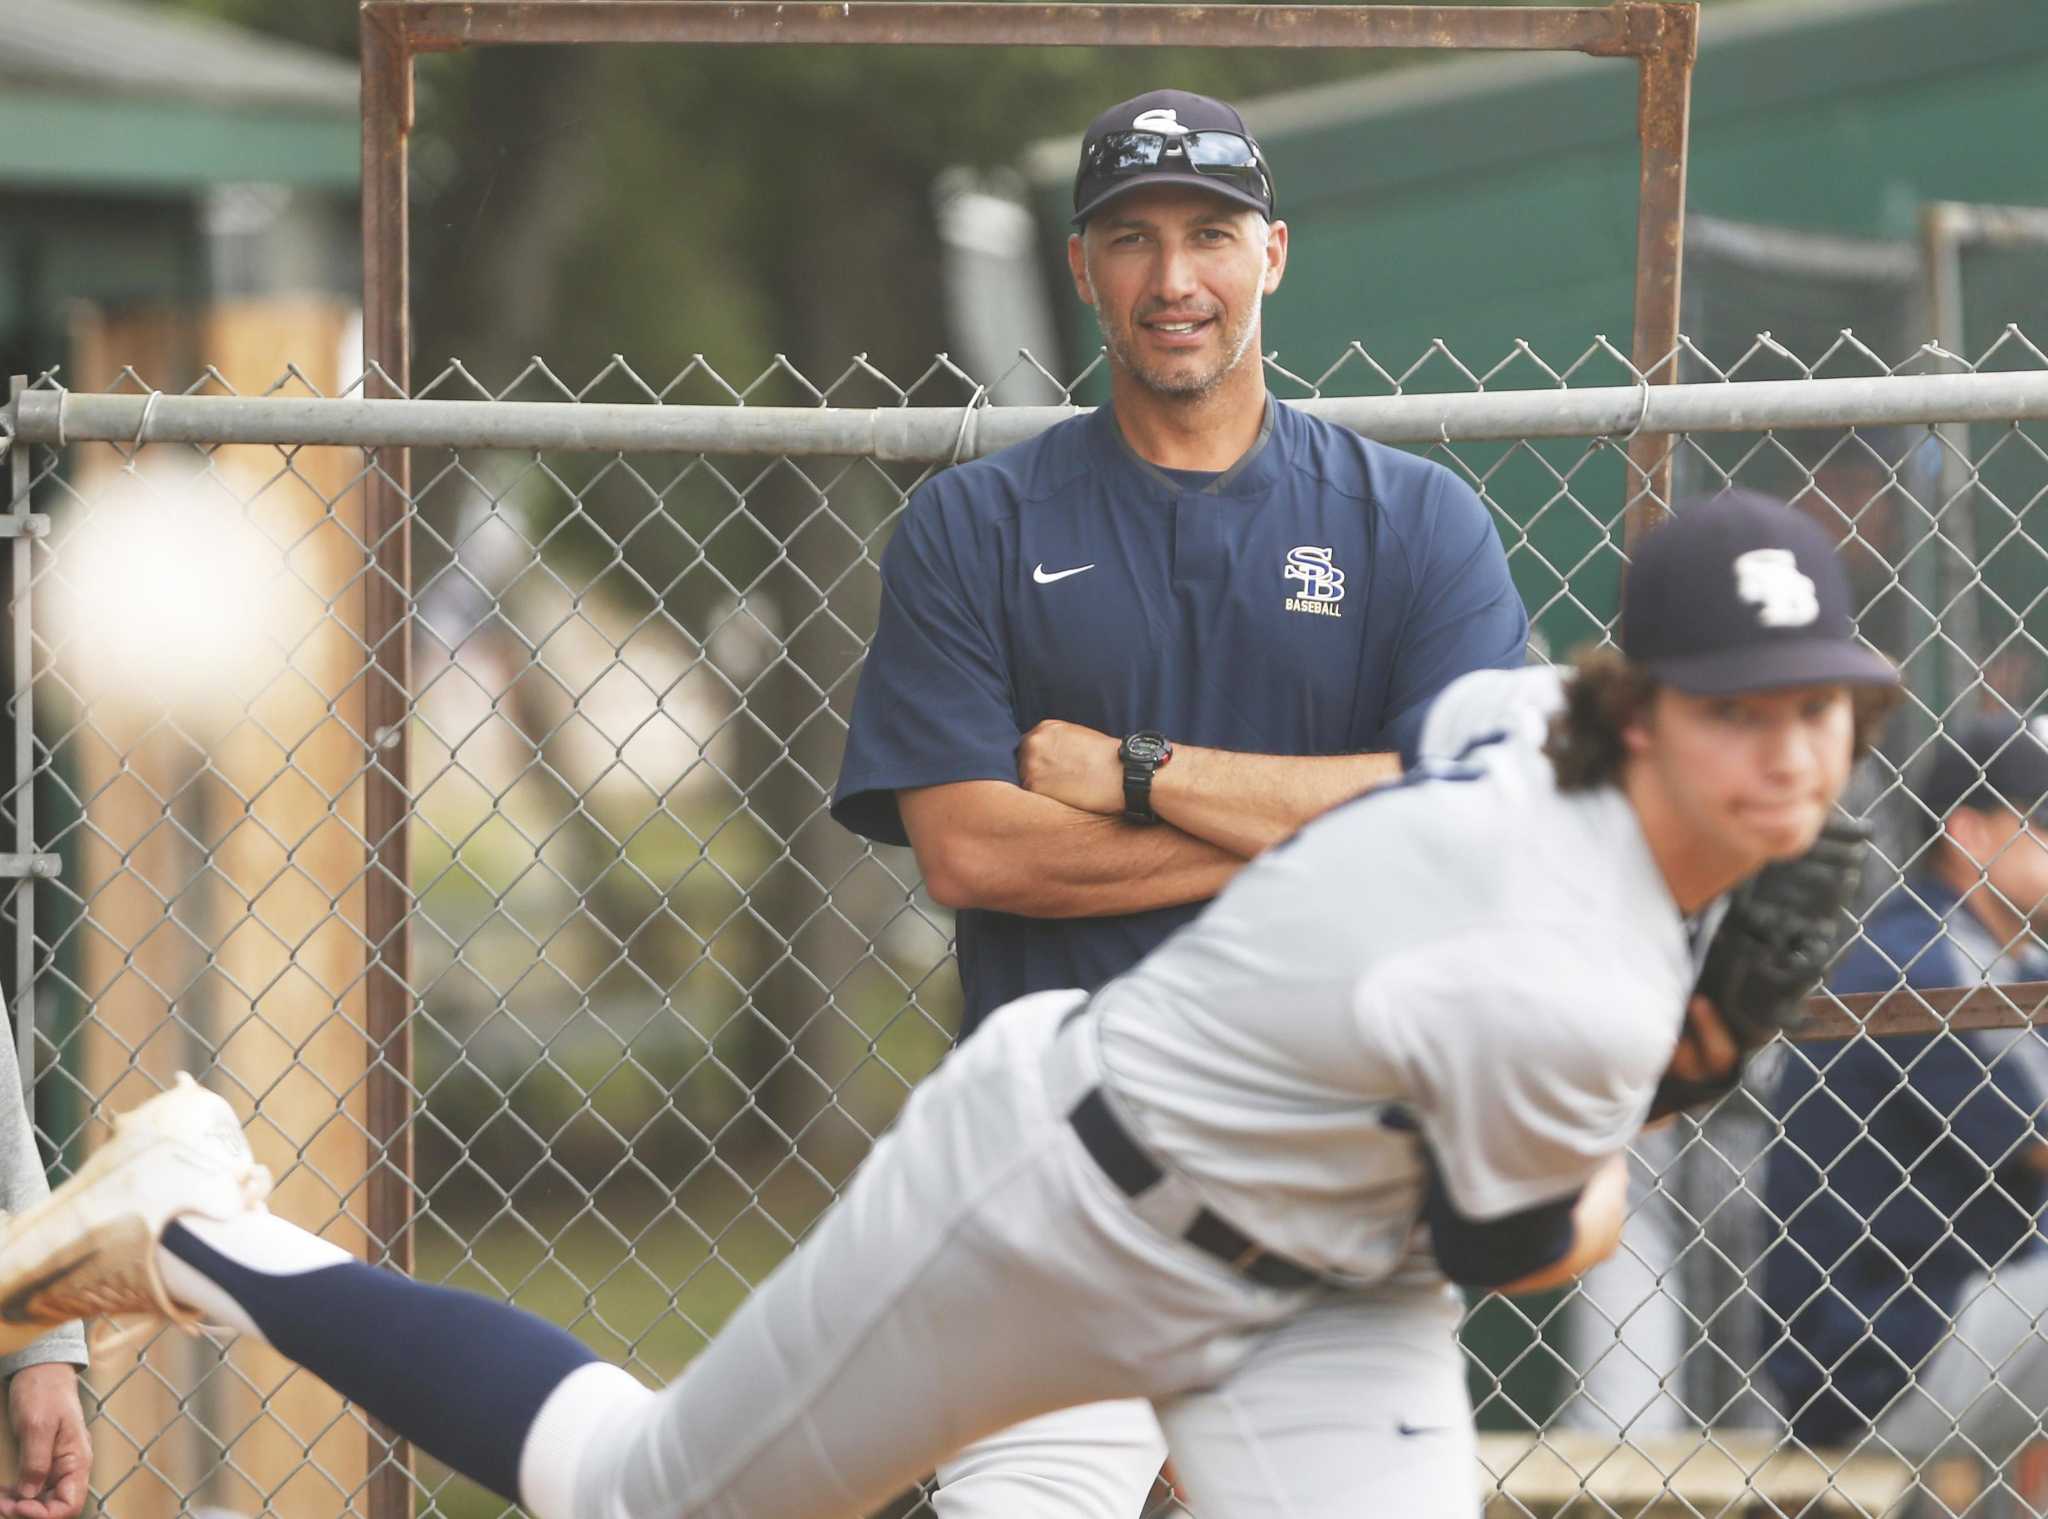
[1033,563,1095,584]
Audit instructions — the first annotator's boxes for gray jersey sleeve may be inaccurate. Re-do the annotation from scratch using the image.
[1416,666,1564,769]
[1355,931,1673,1219]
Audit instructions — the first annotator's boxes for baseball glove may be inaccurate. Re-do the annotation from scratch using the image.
[1648,815,1870,1120]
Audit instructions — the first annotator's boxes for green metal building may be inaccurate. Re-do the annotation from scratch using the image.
[0,0,359,378]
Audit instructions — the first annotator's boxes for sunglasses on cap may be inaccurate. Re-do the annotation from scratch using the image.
[1077,130,1273,207]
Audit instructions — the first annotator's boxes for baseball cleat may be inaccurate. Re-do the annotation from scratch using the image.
[0,1073,272,1356]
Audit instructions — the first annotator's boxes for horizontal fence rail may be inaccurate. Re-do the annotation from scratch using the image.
[16,368,2048,459]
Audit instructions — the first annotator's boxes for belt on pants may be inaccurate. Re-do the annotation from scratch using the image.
[1065,1083,1328,1293]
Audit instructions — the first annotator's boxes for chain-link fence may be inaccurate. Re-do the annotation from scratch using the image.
[6,332,2048,1519]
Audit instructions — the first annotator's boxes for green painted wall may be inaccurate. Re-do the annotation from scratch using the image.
[1253,0,2048,385]
[0,89,357,195]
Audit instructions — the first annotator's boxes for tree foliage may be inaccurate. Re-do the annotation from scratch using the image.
[144,0,1759,386]
[135,0,1559,383]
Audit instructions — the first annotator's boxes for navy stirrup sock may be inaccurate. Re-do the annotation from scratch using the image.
[163,1221,597,1502]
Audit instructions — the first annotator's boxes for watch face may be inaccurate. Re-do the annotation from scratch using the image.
[1124,732,1169,765]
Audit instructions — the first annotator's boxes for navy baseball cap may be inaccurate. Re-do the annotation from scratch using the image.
[1619,490,1898,695]
[1918,715,2048,822]
[1071,90,1276,228]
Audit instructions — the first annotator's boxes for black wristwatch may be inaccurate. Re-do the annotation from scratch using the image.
[1118,731,1173,824]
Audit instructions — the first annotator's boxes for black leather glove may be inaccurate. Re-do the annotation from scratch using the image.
[1647,816,1870,1120]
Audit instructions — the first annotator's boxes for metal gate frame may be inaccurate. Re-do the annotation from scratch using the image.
[342,5,1697,1510]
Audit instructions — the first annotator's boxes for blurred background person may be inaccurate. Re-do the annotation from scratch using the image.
[1763,715,2048,1508]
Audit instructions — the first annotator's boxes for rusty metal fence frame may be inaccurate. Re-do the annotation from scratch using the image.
[350,6,1699,1507]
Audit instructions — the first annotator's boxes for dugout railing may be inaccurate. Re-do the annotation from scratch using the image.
[5,340,2048,1518]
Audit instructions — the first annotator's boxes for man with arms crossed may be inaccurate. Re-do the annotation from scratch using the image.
[0,495,1901,1518]
[832,86,1528,1517]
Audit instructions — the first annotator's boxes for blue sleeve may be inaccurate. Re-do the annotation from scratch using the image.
[1423,1174,1578,1289]
[1882,1032,2045,1172]
[1827,934,1913,997]
[1820,894,2048,1168]
[1372,466,1530,761]
[1828,886,1953,996]
[830,488,1021,847]
[1964,1029,2048,1157]
[1380,1105,1579,1289]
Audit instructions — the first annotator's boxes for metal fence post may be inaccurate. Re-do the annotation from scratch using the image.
[1624,0,1696,544]
[5,377,34,1124]
[360,11,416,1518]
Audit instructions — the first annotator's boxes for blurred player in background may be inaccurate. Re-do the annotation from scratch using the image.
[831,86,1528,1518]
[1765,715,2048,1481]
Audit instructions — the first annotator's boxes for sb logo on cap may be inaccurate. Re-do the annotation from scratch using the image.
[1733,548,1820,629]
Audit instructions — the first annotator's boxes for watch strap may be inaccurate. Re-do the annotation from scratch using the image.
[1122,761,1156,824]
[1119,731,1169,824]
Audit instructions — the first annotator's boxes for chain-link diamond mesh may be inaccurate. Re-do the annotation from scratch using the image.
[7,328,2048,1519]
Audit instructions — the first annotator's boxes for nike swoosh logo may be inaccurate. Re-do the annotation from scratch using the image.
[1033,562,1095,584]
[1397,1421,1452,1437]
[0,1255,90,1324]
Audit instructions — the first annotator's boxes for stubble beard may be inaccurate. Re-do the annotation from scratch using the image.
[1098,292,1263,401]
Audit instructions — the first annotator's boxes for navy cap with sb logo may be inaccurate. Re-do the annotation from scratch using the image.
[1917,715,2048,824]
[1620,490,1898,695]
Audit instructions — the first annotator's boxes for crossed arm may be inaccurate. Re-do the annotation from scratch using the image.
[899,719,1401,916]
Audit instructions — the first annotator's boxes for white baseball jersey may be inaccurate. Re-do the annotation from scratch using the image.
[1091,664,1695,1283]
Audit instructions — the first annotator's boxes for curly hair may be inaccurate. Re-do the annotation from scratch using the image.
[1544,646,1902,793]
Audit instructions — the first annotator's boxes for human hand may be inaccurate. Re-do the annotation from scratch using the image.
[1642,995,1742,1131]
[1017,719,1123,815]
[1,1364,89,1519]
[1668,995,1740,1087]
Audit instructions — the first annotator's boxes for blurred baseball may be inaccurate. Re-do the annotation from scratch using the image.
[44,467,302,739]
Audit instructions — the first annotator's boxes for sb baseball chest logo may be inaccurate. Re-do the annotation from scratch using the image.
[1283,545,1346,618]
